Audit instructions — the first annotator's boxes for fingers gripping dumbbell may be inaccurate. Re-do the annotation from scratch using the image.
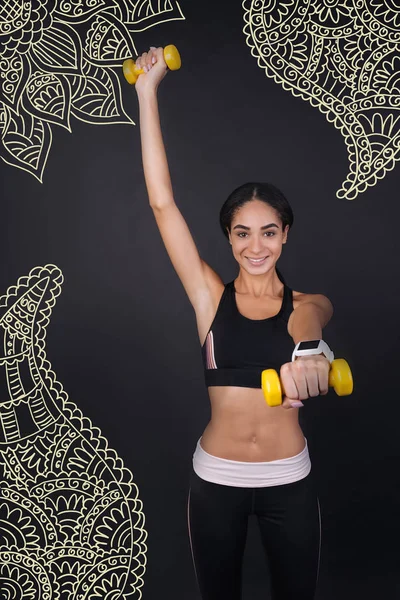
[123,45,181,84]
[261,358,354,407]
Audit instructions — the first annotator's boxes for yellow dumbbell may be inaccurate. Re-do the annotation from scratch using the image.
[261,358,353,407]
[123,44,181,84]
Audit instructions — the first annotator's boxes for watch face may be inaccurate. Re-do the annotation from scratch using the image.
[298,340,320,351]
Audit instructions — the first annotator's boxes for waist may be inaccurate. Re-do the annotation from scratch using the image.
[204,367,264,388]
[205,385,303,459]
[193,437,311,488]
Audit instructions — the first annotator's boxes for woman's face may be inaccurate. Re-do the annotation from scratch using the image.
[228,199,288,275]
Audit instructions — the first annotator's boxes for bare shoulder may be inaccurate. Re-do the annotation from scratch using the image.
[292,290,333,312]
[286,291,334,338]
[291,290,334,328]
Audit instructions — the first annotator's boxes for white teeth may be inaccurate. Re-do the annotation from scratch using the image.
[248,257,266,263]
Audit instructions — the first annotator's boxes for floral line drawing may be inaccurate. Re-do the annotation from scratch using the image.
[0,264,147,599]
[243,0,400,199]
[0,0,184,182]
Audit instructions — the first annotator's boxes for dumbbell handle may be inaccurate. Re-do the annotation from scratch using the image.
[123,44,181,84]
[262,358,353,407]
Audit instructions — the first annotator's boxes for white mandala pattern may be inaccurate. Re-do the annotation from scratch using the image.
[0,0,184,182]
[0,265,147,599]
[243,1,400,199]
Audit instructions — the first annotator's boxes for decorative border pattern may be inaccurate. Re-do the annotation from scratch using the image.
[0,0,184,182]
[0,265,147,599]
[243,1,400,199]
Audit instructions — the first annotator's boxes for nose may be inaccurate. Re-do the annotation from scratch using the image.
[248,235,265,254]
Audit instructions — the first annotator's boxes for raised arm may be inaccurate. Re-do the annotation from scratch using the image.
[134,47,223,313]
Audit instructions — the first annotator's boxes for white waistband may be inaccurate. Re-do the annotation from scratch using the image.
[193,438,311,488]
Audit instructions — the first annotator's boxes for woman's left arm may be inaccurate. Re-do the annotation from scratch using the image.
[287,294,333,342]
[280,294,334,409]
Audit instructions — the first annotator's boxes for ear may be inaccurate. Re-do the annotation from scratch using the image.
[227,229,232,245]
[282,225,289,244]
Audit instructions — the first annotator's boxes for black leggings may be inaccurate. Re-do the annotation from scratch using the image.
[188,470,320,600]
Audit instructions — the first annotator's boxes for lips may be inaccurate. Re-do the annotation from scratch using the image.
[246,256,268,266]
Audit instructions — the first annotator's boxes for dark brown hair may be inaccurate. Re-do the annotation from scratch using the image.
[219,182,294,239]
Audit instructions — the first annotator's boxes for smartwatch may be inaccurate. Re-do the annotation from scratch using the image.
[292,340,334,363]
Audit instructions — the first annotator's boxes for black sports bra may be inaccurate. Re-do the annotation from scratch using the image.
[201,279,294,388]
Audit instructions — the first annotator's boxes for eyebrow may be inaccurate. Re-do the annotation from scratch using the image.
[232,223,279,231]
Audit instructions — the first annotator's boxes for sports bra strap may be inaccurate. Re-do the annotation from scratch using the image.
[227,279,293,323]
[280,284,294,323]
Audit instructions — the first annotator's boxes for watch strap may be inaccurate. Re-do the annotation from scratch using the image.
[292,340,334,363]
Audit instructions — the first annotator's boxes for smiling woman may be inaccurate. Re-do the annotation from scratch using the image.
[134,45,335,600]
[221,184,292,274]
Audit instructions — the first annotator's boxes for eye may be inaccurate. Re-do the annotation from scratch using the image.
[237,232,248,238]
[264,231,275,237]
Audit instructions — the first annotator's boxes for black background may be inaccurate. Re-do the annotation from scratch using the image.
[1,1,399,598]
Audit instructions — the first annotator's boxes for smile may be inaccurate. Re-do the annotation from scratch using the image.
[246,256,268,265]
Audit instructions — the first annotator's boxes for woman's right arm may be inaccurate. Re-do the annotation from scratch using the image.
[135,47,223,312]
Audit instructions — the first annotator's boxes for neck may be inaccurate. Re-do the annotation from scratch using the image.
[235,268,283,297]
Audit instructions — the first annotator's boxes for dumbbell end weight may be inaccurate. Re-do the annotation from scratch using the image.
[328,358,353,396]
[123,58,139,84]
[261,369,283,407]
[164,44,181,71]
